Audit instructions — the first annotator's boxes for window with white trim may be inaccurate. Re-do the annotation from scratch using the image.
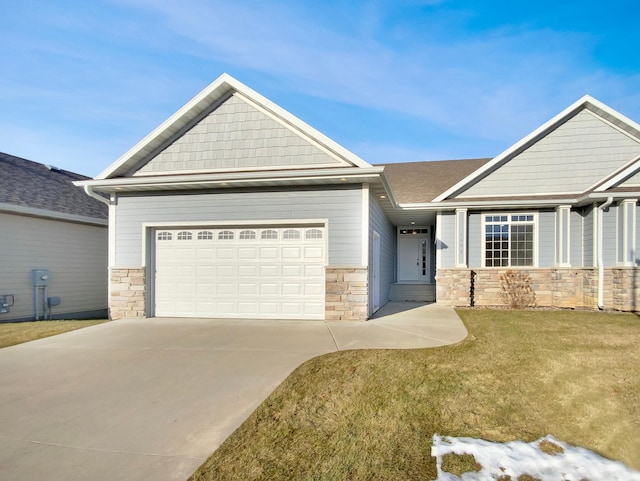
[218,230,234,240]
[157,231,172,241]
[484,214,535,267]
[177,231,192,241]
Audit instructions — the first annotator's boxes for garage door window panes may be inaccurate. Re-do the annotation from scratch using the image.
[157,231,172,241]
[261,230,278,240]
[197,231,213,240]
[239,230,257,240]
[218,230,234,240]
[283,229,301,239]
[177,231,192,240]
[306,229,323,239]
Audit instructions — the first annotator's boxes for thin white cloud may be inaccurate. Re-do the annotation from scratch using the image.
[111,0,640,148]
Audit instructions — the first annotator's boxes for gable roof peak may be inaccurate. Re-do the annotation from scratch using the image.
[432,94,640,202]
[96,73,371,180]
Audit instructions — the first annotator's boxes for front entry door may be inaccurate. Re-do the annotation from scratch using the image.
[397,230,430,282]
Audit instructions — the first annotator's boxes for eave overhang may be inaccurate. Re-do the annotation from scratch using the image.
[75,167,386,193]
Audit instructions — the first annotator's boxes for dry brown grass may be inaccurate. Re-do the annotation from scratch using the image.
[189,309,640,481]
[0,320,107,348]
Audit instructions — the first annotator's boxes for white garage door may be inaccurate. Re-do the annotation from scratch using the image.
[154,226,326,319]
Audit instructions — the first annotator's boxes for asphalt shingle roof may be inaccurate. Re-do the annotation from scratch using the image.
[378,158,492,204]
[0,152,108,220]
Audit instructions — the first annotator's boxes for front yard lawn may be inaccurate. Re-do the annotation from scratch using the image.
[190,309,640,480]
[0,320,108,348]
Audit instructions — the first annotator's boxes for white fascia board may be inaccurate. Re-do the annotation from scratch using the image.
[76,167,384,191]
[96,73,372,180]
[595,155,640,192]
[96,74,235,180]
[432,95,622,202]
[0,202,108,226]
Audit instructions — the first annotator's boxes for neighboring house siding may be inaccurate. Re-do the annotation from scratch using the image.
[583,205,594,267]
[136,94,348,175]
[570,209,583,267]
[113,186,364,267]
[369,194,396,312]
[438,211,456,268]
[0,213,107,321]
[459,110,640,197]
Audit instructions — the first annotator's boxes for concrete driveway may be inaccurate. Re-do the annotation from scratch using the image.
[0,302,466,481]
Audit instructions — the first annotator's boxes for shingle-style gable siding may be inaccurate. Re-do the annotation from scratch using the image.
[457,110,640,198]
[0,152,107,220]
[136,94,349,175]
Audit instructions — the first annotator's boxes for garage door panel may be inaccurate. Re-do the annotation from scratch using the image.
[238,265,258,277]
[155,226,325,319]
[282,265,301,277]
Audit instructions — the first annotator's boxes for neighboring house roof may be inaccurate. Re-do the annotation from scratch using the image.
[0,152,108,221]
[379,158,491,204]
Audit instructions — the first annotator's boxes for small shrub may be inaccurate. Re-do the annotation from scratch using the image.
[499,270,536,308]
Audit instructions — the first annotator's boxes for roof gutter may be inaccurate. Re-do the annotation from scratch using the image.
[597,196,614,309]
[84,185,111,205]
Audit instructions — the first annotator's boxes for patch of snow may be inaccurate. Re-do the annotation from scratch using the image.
[431,434,640,481]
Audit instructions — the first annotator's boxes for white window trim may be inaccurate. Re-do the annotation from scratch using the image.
[555,205,571,267]
[455,208,468,267]
[481,212,539,268]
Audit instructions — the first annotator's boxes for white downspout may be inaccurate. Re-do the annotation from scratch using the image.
[597,196,614,309]
[84,185,110,205]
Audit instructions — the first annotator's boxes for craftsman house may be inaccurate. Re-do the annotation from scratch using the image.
[77,74,640,320]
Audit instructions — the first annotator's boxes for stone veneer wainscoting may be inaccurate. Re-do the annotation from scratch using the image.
[436,268,639,312]
[110,268,145,319]
[325,267,368,321]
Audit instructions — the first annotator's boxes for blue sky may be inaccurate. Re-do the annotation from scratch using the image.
[1,0,638,177]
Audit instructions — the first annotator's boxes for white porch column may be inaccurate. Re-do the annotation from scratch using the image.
[455,208,468,267]
[555,205,571,267]
[617,199,637,266]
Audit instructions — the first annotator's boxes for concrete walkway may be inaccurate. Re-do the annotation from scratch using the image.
[0,302,466,481]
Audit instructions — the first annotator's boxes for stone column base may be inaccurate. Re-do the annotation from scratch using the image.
[325,267,368,321]
[110,267,146,319]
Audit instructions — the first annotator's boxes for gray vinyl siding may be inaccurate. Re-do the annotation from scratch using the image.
[583,205,594,267]
[136,94,347,174]
[437,211,456,268]
[602,205,617,266]
[369,194,396,312]
[458,110,640,198]
[570,209,583,267]
[468,212,481,267]
[0,213,107,321]
[114,186,364,267]
[620,170,640,187]
[636,206,640,265]
[538,210,555,267]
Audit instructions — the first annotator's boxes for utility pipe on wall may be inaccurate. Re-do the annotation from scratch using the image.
[597,196,614,309]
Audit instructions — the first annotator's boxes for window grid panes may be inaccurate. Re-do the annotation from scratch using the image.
[157,231,172,241]
[218,230,234,240]
[305,229,323,239]
[197,231,213,240]
[239,230,256,240]
[177,231,192,241]
[261,230,278,240]
[484,214,534,267]
[283,229,301,240]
